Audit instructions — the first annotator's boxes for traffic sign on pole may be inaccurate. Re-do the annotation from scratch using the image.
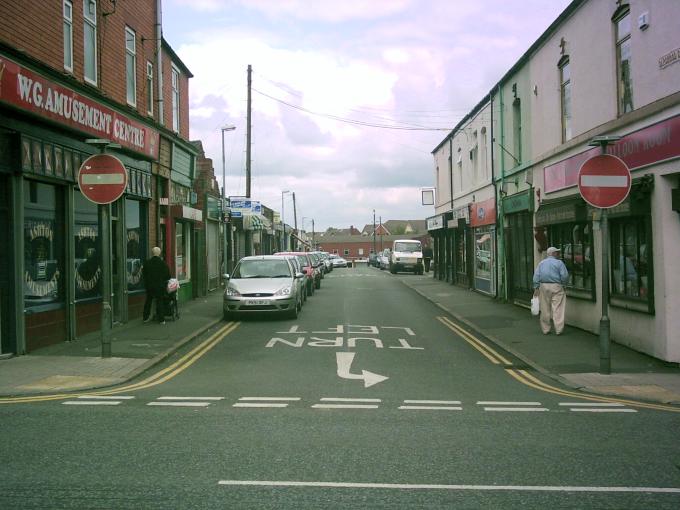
[78,153,128,204]
[577,154,631,209]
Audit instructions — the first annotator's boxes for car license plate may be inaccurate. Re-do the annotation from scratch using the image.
[245,299,269,306]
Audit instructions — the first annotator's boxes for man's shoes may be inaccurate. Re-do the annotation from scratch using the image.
[143,318,151,323]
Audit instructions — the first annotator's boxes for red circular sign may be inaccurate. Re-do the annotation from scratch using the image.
[78,154,128,204]
[577,154,631,208]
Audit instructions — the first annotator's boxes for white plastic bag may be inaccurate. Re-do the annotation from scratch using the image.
[530,296,540,316]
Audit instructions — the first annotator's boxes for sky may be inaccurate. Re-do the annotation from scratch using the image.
[163,0,572,232]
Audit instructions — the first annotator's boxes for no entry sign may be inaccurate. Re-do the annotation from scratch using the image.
[577,154,631,208]
[78,154,128,204]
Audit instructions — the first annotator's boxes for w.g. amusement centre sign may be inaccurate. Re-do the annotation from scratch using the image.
[0,54,159,158]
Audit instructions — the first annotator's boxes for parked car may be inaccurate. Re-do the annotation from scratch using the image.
[308,252,326,280]
[329,254,350,268]
[378,249,391,270]
[223,255,305,320]
[278,254,307,304]
[368,253,379,267]
[320,251,334,273]
[275,251,318,295]
[389,239,424,274]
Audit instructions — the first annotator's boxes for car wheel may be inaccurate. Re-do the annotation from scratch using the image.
[315,278,321,289]
[389,263,396,274]
[286,303,299,319]
[308,281,314,296]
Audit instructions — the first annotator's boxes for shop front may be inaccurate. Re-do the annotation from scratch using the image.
[502,189,535,305]
[449,205,471,287]
[426,213,447,280]
[205,195,221,291]
[0,51,158,354]
[470,198,496,295]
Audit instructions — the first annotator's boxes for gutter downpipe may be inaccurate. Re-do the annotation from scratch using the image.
[156,0,164,125]
[498,83,507,301]
[490,94,498,298]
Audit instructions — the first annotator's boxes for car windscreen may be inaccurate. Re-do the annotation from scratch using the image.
[394,242,421,253]
[296,255,310,267]
[233,260,291,278]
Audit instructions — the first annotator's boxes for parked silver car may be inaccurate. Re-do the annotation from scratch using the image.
[223,255,305,320]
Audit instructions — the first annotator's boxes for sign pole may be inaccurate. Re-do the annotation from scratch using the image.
[100,202,112,358]
[599,205,610,374]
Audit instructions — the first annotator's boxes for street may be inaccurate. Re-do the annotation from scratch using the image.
[1,266,680,509]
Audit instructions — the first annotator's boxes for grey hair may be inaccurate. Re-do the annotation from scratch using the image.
[152,247,161,256]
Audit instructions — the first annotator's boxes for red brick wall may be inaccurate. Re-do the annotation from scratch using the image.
[0,1,158,120]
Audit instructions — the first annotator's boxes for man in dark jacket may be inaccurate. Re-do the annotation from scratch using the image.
[422,244,433,273]
[142,247,171,324]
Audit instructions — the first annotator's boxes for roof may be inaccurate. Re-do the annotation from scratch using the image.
[162,38,194,78]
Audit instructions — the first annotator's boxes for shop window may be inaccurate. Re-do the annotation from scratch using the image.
[74,191,101,300]
[24,182,64,308]
[548,222,593,293]
[126,199,146,292]
[611,217,651,304]
[175,221,190,280]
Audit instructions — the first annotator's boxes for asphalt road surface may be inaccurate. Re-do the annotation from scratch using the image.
[2,266,679,509]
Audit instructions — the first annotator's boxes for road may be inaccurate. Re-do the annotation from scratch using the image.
[1,266,679,509]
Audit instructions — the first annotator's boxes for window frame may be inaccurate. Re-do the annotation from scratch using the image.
[63,0,73,72]
[125,26,137,107]
[171,66,180,133]
[146,61,154,116]
[548,221,595,300]
[614,5,633,115]
[83,0,97,85]
[558,56,572,142]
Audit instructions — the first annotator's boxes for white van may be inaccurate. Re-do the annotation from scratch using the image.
[389,239,424,274]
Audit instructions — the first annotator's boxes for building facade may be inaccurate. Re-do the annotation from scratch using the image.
[0,1,196,354]
[429,0,680,362]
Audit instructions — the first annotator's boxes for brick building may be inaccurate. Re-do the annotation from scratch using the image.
[0,1,197,354]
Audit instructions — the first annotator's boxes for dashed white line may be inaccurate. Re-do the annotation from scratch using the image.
[147,402,211,407]
[404,400,461,405]
[63,401,122,406]
[399,406,463,411]
[320,398,382,403]
[238,397,301,402]
[559,402,637,413]
[76,395,135,399]
[312,404,380,410]
[477,401,542,406]
[157,396,225,401]
[233,403,290,408]
[483,407,549,412]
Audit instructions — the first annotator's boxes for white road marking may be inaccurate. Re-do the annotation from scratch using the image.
[477,401,542,406]
[336,352,388,388]
[233,403,289,408]
[217,480,680,494]
[399,406,463,411]
[312,404,379,409]
[147,402,211,407]
[570,408,637,413]
[157,396,224,401]
[483,407,549,412]
[404,400,461,405]
[238,397,301,401]
[63,401,122,405]
[559,402,624,407]
[76,395,135,400]
[320,397,381,403]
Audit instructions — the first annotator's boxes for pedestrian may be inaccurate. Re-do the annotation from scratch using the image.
[142,246,171,324]
[422,244,433,273]
[532,246,569,335]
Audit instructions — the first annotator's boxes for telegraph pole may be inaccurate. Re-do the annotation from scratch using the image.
[373,209,376,257]
[246,65,252,198]
[292,192,298,250]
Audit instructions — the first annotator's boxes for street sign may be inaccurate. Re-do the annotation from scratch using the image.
[78,154,128,204]
[577,154,631,209]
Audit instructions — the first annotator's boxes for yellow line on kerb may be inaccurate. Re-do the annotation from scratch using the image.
[0,321,240,404]
[437,316,512,365]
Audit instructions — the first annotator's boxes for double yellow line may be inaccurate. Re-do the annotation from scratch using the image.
[0,321,240,405]
[437,316,680,413]
[437,316,512,366]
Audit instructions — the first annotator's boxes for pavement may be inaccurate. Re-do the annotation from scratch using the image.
[1,270,680,405]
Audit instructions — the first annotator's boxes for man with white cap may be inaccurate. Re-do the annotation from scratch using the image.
[532,246,569,335]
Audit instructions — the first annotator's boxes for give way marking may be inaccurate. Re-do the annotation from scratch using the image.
[336,352,388,388]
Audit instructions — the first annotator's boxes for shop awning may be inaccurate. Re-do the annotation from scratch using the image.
[244,214,272,232]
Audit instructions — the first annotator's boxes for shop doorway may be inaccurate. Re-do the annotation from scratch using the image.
[506,212,534,304]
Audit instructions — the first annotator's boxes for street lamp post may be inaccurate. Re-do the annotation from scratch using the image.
[221,125,236,276]
[281,190,290,250]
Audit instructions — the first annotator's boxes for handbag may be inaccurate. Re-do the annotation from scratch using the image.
[530,296,540,316]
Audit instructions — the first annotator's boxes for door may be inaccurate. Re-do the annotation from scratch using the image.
[507,212,534,304]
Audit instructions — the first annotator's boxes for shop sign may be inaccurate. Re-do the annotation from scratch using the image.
[503,189,533,214]
[451,205,470,221]
[426,214,445,231]
[206,196,221,221]
[544,115,680,193]
[172,205,203,222]
[470,197,496,227]
[0,54,159,158]
[659,47,680,69]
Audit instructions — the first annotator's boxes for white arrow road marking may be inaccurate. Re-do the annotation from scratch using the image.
[336,352,388,388]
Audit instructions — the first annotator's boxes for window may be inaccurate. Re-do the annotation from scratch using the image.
[63,1,73,72]
[559,57,572,142]
[343,249,350,256]
[171,66,180,132]
[175,221,190,280]
[611,217,651,304]
[456,148,463,191]
[83,0,97,84]
[470,130,478,182]
[126,199,146,292]
[614,6,633,114]
[24,182,64,308]
[512,97,522,165]
[74,191,101,300]
[146,62,154,116]
[549,222,594,293]
[480,127,488,180]
[125,27,137,106]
